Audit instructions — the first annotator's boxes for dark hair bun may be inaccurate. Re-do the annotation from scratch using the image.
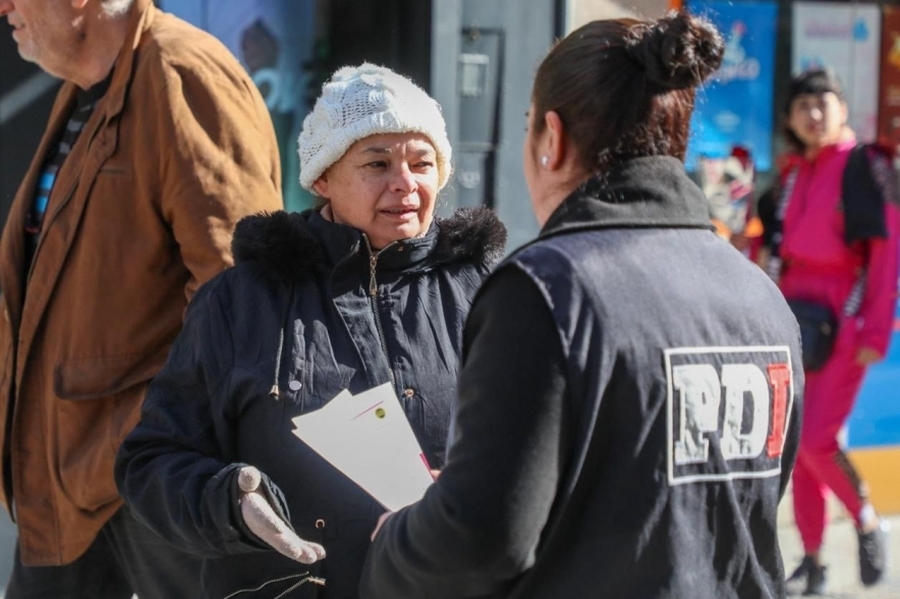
[625,10,724,91]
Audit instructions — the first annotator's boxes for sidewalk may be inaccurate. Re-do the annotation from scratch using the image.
[779,511,900,598]
[777,481,900,598]
[0,505,894,597]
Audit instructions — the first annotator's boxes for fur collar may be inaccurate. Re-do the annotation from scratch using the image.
[232,206,507,282]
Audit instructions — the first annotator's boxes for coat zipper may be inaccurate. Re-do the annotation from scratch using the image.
[363,235,396,385]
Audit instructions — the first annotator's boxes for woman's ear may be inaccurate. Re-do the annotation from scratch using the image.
[542,110,567,170]
[311,175,329,198]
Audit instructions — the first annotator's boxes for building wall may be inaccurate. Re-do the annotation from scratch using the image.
[570,0,670,25]
[431,0,565,250]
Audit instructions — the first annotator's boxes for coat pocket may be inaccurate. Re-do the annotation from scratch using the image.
[53,347,169,401]
[52,351,165,511]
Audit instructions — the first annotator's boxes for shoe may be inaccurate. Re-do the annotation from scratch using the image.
[785,556,826,596]
[858,518,890,586]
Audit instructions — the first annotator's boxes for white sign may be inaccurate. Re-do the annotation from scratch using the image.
[793,2,881,141]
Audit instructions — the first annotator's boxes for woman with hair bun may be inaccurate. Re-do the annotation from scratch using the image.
[361,11,803,599]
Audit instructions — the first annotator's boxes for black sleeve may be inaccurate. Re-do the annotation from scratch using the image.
[360,265,572,599]
[114,279,286,556]
[756,184,779,250]
[842,144,892,244]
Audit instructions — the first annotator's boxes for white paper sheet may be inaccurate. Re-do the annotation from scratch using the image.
[291,383,434,511]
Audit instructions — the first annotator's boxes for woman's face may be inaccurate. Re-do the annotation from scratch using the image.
[313,132,439,249]
[787,92,848,151]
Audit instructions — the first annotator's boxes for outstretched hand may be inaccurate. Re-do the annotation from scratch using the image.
[238,466,327,564]
[855,346,882,367]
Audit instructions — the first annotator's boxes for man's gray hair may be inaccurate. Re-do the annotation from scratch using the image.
[101,0,136,18]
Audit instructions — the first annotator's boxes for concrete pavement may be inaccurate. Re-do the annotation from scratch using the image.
[0,503,894,597]
[0,515,12,594]
[779,511,900,598]
[776,478,900,599]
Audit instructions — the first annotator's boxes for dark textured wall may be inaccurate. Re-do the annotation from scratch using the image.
[326,0,432,89]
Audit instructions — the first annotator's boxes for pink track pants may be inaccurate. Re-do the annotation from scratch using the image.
[791,315,869,553]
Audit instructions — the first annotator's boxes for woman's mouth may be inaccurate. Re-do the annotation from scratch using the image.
[381,207,418,219]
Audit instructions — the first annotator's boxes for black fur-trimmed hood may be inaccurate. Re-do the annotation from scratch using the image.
[232,206,507,282]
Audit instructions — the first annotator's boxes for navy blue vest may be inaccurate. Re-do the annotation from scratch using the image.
[505,223,802,598]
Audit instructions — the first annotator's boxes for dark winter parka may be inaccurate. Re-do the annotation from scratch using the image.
[114,207,506,599]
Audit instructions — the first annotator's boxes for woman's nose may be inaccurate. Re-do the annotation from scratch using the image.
[390,163,417,194]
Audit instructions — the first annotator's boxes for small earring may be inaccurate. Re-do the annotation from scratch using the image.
[541,156,549,167]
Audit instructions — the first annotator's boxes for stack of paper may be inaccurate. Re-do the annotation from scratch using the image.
[291,383,434,511]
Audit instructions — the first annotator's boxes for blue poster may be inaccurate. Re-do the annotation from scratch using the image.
[686,1,778,172]
[158,0,319,212]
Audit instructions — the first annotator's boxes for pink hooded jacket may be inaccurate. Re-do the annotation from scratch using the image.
[779,139,900,356]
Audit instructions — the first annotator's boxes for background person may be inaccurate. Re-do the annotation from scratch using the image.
[0,0,283,597]
[757,69,899,595]
[115,63,506,599]
[359,12,804,599]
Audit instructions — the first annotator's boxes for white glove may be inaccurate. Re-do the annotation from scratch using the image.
[238,466,326,564]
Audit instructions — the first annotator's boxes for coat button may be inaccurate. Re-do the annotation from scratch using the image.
[403,388,415,398]
[288,380,302,391]
[315,518,326,529]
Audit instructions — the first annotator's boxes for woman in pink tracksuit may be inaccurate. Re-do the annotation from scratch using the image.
[767,69,900,595]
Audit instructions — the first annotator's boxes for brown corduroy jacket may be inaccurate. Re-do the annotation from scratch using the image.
[0,0,282,566]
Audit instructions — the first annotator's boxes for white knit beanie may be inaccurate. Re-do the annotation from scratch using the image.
[298,63,452,194]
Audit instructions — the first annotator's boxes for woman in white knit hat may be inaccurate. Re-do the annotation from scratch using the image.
[115,63,506,599]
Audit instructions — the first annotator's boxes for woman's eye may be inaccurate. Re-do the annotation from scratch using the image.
[366,160,388,169]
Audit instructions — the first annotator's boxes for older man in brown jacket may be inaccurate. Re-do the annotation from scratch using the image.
[0,0,283,596]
